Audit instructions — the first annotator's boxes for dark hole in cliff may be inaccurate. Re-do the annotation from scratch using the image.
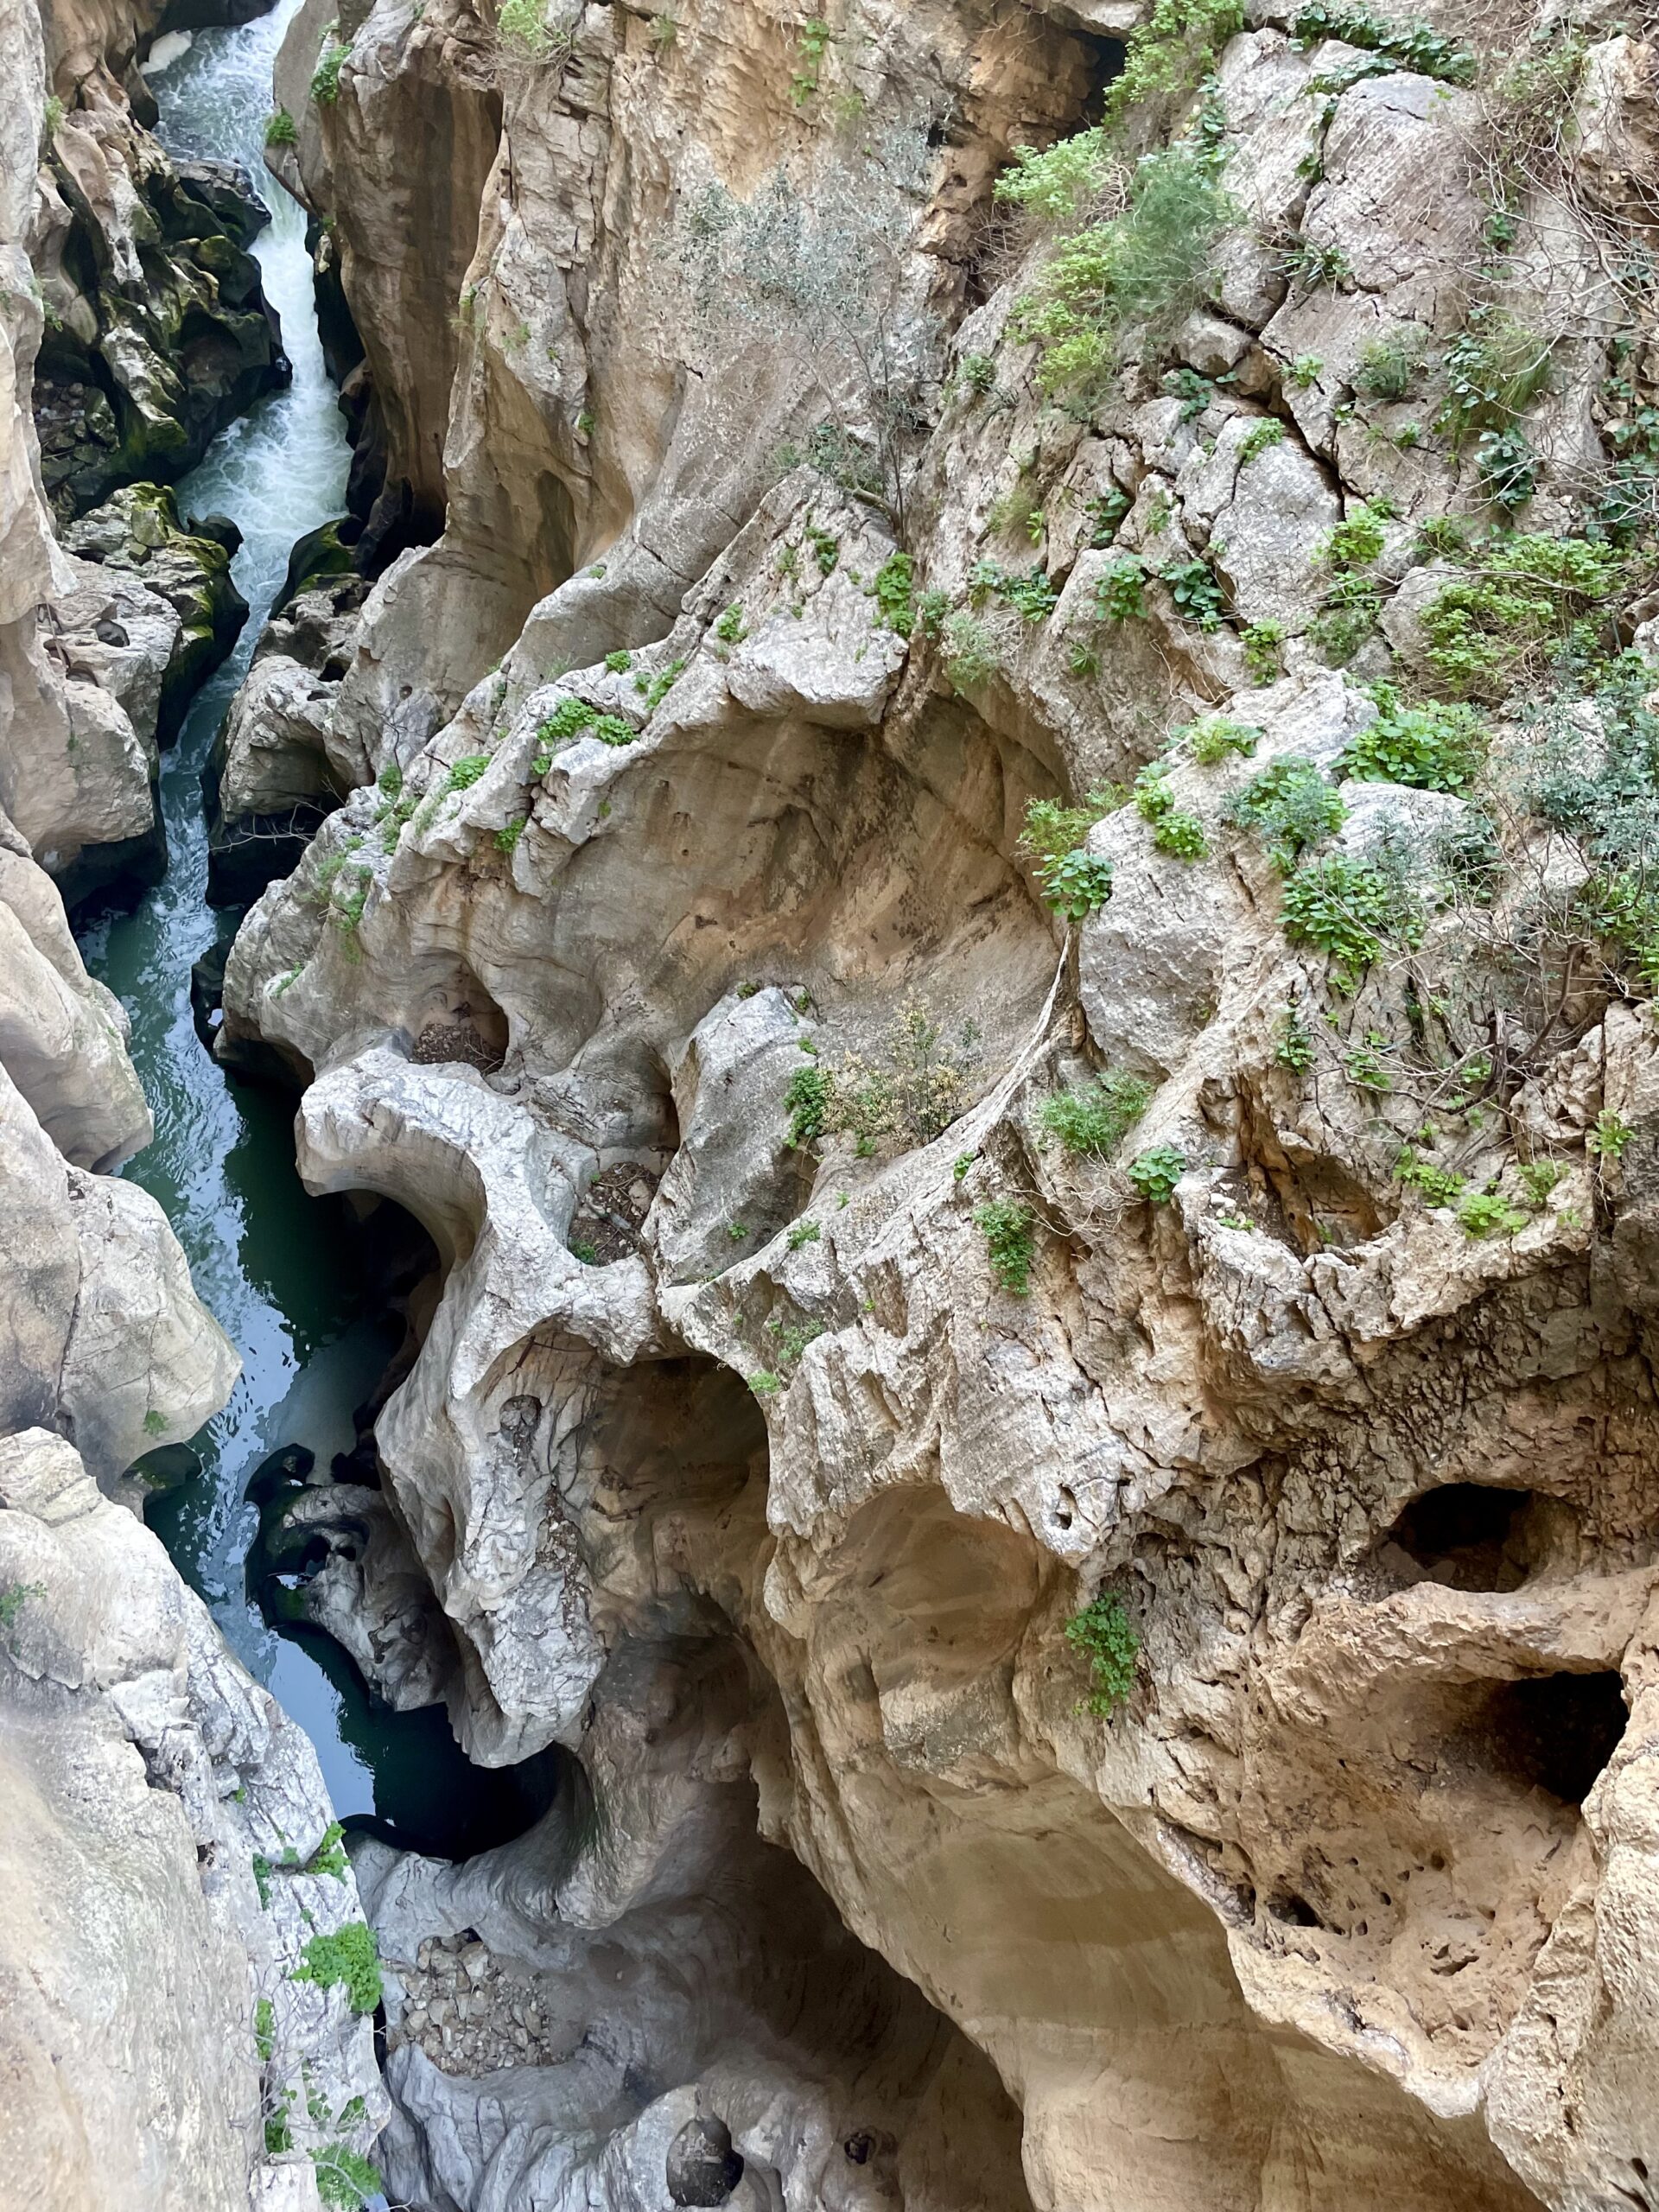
[1460,1672,1628,1808]
[1265,1889,1324,1929]
[1375,1484,1579,1593]
[410,962,510,1071]
[667,2114,745,2208]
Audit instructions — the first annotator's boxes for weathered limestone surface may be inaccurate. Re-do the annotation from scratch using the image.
[188,0,1659,2207]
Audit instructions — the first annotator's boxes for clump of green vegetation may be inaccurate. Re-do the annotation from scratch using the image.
[254,1997,276,2063]
[1290,1,1474,81]
[1134,765,1209,859]
[1286,353,1323,389]
[748,1370,783,1395]
[497,0,560,54]
[1340,690,1485,791]
[804,522,839,576]
[1065,1592,1141,1716]
[785,999,981,1156]
[969,559,1059,624]
[941,607,999,693]
[1008,143,1236,394]
[1281,855,1418,985]
[495,816,527,854]
[1282,237,1351,293]
[1020,791,1122,918]
[1160,555,1226,631]
[309,25,348,103]
[1419,534,1624,701]
[42,92,67,140]
[1128,1145,1187,1203]
[870,551,915,632]
[786,1218,821,1250]
[1242,620,1286,686]
[265,108,297,147]
[1185,715,1262,765]
[291,1923,381,2015]
[791,14,832,103]
[1395,1146,1466,1207]
[604,649,632,673]
[1037,1071,1153,1158]
[1589,1109,1633,1162]
[1103,0,1247,126]
[1457,1188,1529,1238]
[974,1198,1037,1294]
[1226,759,1345,871]
[310,2144,384,2212]
[1310,498,1393,666]
[1354,327,1422,401]
[0,1580,43,1639]
[1236,418,1285,468]
[1437,308,1553,447]
[446,753,492,794]
[1095,556,1149,622]
[1516,1159,1563,1205]
[1274,1008,1316,1072]
[308,1821,349,1880]
[958,352,997,394]
[636,656,687,712]
[714,603,748,645]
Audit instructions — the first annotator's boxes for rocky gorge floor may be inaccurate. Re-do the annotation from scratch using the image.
[7,0,1659,2208]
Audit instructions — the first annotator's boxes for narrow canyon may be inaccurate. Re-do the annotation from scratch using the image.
[3,0,1659,2207]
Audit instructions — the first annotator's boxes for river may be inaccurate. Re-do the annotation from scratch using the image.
[78,0,545,1857]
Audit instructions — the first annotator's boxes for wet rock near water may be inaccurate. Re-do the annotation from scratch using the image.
[34,115,289,523]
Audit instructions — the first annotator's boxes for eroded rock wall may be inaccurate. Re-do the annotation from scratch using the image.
[215,1,1659,2208]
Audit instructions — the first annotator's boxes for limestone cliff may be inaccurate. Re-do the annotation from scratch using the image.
[10,0,1659,2204]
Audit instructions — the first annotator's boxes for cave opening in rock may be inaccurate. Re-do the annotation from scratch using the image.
[1469,1671,1628,1808]
[1378,1483,1577,1593]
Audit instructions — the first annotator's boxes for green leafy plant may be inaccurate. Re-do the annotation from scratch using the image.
[975,1198,1037,1294]
[445,753,492,794]
[309,25,348,102]
[786,1218,821,1250]
[1008,143,1236,394]
[870,551,915,632]
[310,2145,384,2211]
[1160,556,1225,630]
[1128,1145,1187,1203]
[1419,533,1624,701]
[941,608,999,692]
[1474,423,1537,512]
[1236,418,1285,468]
[1437,308,1553,447]
[970,560,1058,623]
[1588,1109,1633,1161]
[291,1923,381,2016]
[1065,1592,1141,1717]
[1395,1146,1466,1207]
[1516,1159,1563,1205]
[1095,556,1149,622]
[1341,690,1485,791]
[1457,1188,1529,1238]
[715,602,748,645]
[959,351,997,393]
[265,107,298,146]
[1186,715,1262,765]
[791,14,832,103]
[1274,1008,1316,1071]
[1354,328,1422,401]
[1242,620,1286,685]
[1290,3,1474,83]
[1037,1071,1153,1157]
[604,649,633,673]
[0,1580,43,1638]
[254,1997,276,2062]
[1287,353,1323,389]
[784,1065,831,1147]
[1281,855,1416,984]
[1227,760,1345,871]
[1282,236,1351,292]
[1020,792,1122,918]
[636,656,687,712]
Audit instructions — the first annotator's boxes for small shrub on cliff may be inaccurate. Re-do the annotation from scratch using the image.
[1242,620,1285,685]
[1186,715,1262,765]
[941,608,998,693]
[1418,534,1623,702]
[1340,690,1485,792]
[974,1198,1036,1294]
[446,753,492,794]
[1456,1188,1529,1238]
[870,551,915,632]
[291,1923,381,2015]
[1289,3,1474,83]
[1020,792,1122,918]
[1008,144,1236,394]
[1127,1145,1187,1203]
[1281,855,1419,986]
[1134,764,1209,860]
[1037,1071,1152,1158]
[1228,760,1345,874]
[786,1001,980,1154]
[1065,1592,1140,1717]
[309,26,348,104]
[496,0,565,57]
[310,2144,384,2211]
[264,108,297,147]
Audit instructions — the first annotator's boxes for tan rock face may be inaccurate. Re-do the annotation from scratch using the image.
[194,0,1659,2207]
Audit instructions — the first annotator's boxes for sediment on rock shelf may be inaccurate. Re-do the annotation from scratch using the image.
[10,0,1659,2207]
